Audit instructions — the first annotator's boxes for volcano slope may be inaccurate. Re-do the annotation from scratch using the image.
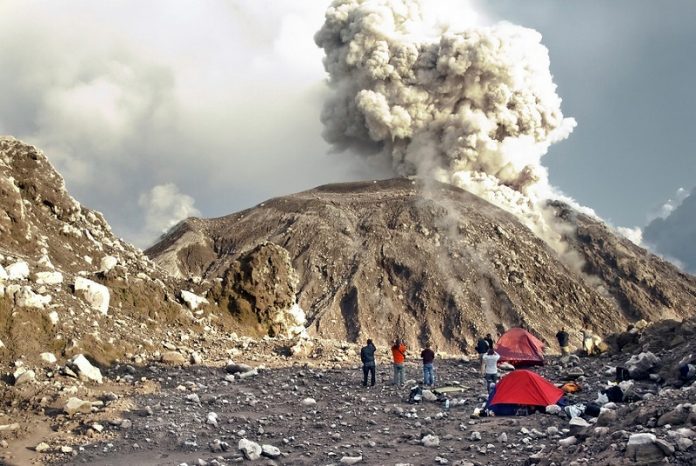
[147,178,696,352]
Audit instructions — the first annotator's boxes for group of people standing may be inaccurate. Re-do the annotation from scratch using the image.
[359,338,436,388]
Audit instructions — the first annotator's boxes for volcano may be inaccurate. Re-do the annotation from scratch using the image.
[147,178,696,352]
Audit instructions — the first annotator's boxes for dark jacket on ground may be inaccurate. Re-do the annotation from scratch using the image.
[476,338,489,354]
[421,348,435,364]
[361,343,376,366]
[556,330,569,347]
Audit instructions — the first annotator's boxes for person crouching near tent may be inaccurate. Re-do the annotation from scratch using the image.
[421,342,435,387]
[391,338,407,387]
[481,346,500,394]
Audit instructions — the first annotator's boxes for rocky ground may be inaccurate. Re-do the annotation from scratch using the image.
[1,331,694,466]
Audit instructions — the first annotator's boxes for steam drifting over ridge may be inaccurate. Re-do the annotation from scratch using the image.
[315,0,578,250]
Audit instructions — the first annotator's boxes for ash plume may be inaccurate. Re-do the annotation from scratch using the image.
[315,0,579,254]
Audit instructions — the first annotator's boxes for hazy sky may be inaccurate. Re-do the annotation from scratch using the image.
[0,0,694,249]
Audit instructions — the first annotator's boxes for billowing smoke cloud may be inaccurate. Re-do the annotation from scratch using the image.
[315,0,579,253]
[644,186,696,274]
[137,183,201,246]
[0,1,379,248]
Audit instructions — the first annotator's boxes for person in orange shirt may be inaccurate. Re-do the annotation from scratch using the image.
[391,338,407,386]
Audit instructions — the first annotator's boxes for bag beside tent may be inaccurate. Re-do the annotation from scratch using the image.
[496,328,545,366]
[485,370,564,416]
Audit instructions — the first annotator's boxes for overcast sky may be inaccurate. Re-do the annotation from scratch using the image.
[0,0,694,252]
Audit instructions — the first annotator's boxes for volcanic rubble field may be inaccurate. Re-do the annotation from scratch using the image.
[0,321,694,466]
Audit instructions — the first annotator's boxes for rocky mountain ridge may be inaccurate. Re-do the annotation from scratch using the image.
[147,178,696,352]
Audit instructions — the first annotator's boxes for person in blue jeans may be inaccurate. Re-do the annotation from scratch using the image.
[421,343,435,387]
[360,339,377,386]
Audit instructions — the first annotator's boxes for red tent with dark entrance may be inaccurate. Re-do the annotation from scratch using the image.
[496,328,544,366]
[485,370,564,416]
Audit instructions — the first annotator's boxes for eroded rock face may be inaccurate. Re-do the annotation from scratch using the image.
[148,179,696,351]
[208,242,305,338]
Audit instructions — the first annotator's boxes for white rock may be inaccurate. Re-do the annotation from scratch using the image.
[34,442,50,453]
[6,261,29,280]
[301,398,317,406]
[569,417,590,428]
[48,311,59,325]
[545,404,562,415]
[64,397,92,416]
[340,455,363,464]
[422,390,438,402]
[14,286,51,309]
[40,353,57,365]
[559,436,578,447]
[34,271,63,285]
[498,432,508,443]
[206,412,218,427]
[470,431,481,441]
[74,277,110,315]
[261,444,281,459]
[238,439,262,461]
[0,338,4,349]
[13,368,36,386]
[676,437,693,451]
[180,290,209,311]
[99,256,118,273]
[0,265,8,281]
[422,434,440,447]
[70,354,103,383]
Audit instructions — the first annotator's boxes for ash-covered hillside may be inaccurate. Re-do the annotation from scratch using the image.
[0,137,235,368]
[147,178,696,352]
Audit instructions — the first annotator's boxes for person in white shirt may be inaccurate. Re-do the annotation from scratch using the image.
[481,347,500,394]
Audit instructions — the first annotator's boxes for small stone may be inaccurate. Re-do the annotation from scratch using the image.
[60,445,73,453]
[559,436,577,447]
[498,432,508,443]
[161,351,187,365]
[422,434,440,447]
[238,439,262,461]
[40,352,57,365]
[261,444,281,459]
[35,442,51,453]
[470,431,481,441]
[302,398,316,406]
[340,455,362,464]
[64,397,92,416]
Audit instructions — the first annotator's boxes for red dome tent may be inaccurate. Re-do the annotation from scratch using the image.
[485,370,564,415]
[496,328,545,366]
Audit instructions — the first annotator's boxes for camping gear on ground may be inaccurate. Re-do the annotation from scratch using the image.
[496,328,545,367]
[560,381,582,393]
[616,366,630,381]
[564,403,586,418]
[432,386,466,395]
[584,402,602,417]
[603,385,624,402]
[484,370,564,416]
[408,385,422,404]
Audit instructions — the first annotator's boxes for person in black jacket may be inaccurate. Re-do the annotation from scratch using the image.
[475,336,490,362]
[484,333,494,350]
[556,328,570,356]
[360,339,377,387]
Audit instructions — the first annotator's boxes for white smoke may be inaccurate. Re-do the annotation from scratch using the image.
[316,0,578,252]
[651,187,689,221]
[138,183,201,245]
